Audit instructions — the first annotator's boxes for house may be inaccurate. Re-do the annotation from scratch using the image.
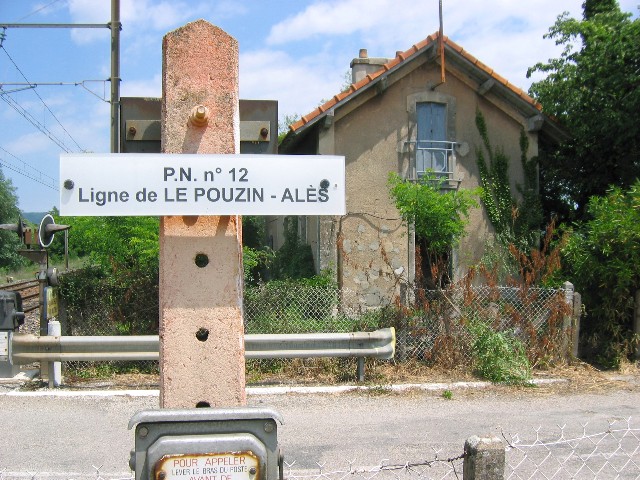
[275,32,566,308]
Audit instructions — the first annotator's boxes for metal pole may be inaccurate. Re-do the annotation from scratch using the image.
[110,0,121,153]
[37,258,49,379]
[438,0,446,83]
[64,230,69,271]
[357,357,365,382]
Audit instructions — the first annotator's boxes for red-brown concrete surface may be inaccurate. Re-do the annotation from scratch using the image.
[160,20,245,408]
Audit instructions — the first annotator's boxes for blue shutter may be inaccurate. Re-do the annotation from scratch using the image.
[416,102,446,176]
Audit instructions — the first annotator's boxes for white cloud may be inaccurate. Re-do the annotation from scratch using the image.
[240,49,344,118]
[67,0,246,44]
[5,131,55,157]
[267,0,393,45]
[265,0,592,93]
[121,74,162,98]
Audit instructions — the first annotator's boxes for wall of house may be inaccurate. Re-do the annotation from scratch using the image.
[330,83,412,308]
[324,57,539,307]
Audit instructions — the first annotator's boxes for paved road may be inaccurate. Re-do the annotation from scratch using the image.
[1,379,639,478]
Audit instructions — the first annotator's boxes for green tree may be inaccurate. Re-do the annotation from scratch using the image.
[528,2,640,222]
[0,168,26,271]
[52,215,159,270]
[562,180,640,365]
[270,216,315,280]
[388,172,479,287]
[278,113,301,144]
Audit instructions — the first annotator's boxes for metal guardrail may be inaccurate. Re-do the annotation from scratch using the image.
[10,328,395,363]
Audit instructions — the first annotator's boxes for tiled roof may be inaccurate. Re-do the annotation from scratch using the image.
[289,31,542,133]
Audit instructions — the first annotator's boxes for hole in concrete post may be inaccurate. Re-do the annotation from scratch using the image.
[196,401,211,408]
[195,253,209,268]
[196,327,209,342]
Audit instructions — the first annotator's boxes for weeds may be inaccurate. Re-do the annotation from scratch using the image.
[467,318,532,385]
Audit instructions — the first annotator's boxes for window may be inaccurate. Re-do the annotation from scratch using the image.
[416,102,447,177]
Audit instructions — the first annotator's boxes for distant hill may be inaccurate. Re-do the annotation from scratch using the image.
[21,212,48,225]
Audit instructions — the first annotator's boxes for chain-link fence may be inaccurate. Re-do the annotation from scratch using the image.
[3,419,638,479]
[55,279,571,377]
[505,418,640,479]
[244,282,571,366]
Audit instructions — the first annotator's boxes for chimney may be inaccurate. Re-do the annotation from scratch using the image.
[350,49,391,84]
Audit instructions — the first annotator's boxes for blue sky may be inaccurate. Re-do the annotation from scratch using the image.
[1,0,638,212]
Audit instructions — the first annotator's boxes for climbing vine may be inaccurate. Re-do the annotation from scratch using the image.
[475,110,542,250]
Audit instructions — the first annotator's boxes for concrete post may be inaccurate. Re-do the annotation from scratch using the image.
[160,20,245,408]
[463,436,505,479]
[47,320,62,387]
[572,291,582,358]
[562,281,574,359]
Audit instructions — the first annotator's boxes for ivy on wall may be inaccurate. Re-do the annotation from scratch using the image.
[475,110,542,250]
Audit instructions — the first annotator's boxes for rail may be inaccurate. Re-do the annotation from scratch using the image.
[0,279,39,292]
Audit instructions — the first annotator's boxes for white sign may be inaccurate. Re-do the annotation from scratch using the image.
[156,452,259,480]
[59,153,346,216]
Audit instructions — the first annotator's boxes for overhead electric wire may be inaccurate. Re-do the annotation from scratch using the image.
[0,93,73,153]
[16,0,66,22]
[0,146,58,191]
[1,45,84,152]
[0,80,110,102]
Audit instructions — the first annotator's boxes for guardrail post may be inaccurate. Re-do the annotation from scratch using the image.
[463,436,505,479]
[160,20,244,408]
[357,357,365,382]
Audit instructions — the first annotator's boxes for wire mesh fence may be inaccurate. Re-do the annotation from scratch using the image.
[53,280,571,376]
[243,282,571,367]
[3,418,638,479]
[282,455,465,480]
[505,418,640,479]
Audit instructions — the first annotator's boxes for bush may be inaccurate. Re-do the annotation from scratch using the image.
[59,263,158,336]
[270,216,316,280]
[468,317,532,385]
[562,181,640,366]
[244,274,341,333]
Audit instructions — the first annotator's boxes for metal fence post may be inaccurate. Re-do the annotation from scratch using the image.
[463,436,505,479]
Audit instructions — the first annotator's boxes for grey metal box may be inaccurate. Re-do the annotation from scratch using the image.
[129,408,283,480]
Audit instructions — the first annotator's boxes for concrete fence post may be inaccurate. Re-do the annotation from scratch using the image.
[572,291,582,358]
[463,436,505,479]
[562,281,574,359]
[47,320,62,388]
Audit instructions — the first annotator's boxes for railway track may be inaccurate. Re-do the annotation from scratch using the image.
[0,279,40,313]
